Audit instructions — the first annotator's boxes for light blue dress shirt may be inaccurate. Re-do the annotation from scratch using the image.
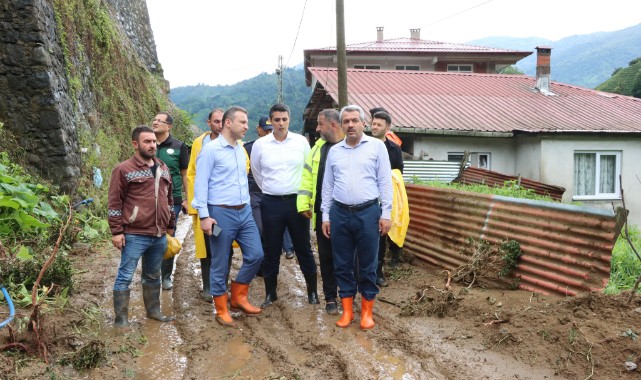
[191,135,249,219]
[320,134,392,222]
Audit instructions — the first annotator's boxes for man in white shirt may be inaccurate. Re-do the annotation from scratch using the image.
[321,104,392,331]
[250,103,319,308]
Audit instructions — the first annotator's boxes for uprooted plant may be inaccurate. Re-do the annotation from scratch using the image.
[452,237,523,289]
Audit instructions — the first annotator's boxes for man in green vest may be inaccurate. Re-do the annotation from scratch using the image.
[153,112,189,290]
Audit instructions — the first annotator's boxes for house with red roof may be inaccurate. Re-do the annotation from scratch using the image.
[302,47,641,225]
[303,27,531,86]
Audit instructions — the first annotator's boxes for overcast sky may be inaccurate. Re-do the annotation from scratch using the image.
[146,0,641,88]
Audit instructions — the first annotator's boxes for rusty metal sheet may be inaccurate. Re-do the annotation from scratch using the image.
[453,166,565,201]
[405,184,619,296]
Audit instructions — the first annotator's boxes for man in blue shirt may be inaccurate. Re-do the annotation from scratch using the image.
[192,106,264,328]
[321,104,392,331]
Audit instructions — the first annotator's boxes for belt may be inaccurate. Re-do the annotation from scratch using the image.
[213,204,246,210]
[263,193,297,200]
[333,199,379,212]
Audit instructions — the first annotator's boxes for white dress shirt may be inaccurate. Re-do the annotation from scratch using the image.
[320,134,392,222]
[250,131,310,195]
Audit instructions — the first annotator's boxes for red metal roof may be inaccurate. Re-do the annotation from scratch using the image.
[308,38,532,55]
[308,67,641,134]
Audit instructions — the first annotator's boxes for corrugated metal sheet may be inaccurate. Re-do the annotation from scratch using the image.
[405,184,621,296]
[403,160,465,183]
[308,67,641,134]
[453,166,565,201]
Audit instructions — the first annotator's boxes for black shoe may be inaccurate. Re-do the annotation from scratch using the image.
[261,276,278,308]
[285,250,295,259]
[303,273,320,304]
[325,300,338,315]
[376,276,388,287]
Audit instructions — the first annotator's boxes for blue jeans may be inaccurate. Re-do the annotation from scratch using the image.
[113,234,167,291]
[283,228,294,252]
[208,204,263,296]
[330,202,381,300]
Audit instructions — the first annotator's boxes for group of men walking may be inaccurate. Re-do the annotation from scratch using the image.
[107,103,403,331]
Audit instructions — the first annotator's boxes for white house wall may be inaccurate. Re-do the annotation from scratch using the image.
[414,136,516,173]
[514,134,542,180]
[540,136,641,226]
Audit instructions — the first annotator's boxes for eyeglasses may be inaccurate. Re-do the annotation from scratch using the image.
[272,117,288,123]
[153,118,170,125]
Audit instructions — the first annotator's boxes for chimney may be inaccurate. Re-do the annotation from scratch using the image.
[410,28,421,40]
[535,46,552,94]
[376,27,384,42]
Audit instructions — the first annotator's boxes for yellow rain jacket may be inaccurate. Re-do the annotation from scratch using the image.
[296,138,325,226]
[185,132,249,258]
[388,169,409,247]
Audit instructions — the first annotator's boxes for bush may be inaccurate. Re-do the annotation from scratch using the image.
[605,225,641,294]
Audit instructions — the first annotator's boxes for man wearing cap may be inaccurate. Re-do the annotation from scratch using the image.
[250,103,319,308]
[244,117,295,260]
[369,107,404,287]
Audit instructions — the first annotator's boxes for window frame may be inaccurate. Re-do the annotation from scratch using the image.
[353,64,381,70]
[573,151,621,200]
[447,64,473,73]
[395,65,420,71]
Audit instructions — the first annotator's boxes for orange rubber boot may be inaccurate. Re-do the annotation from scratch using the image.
[213,294,236,328]
[230,281,262,315]
[360,298,375,330]
[336,297,355,328]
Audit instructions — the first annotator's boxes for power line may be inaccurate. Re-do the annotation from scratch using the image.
[419,0,494,29]
[286,0,309,68]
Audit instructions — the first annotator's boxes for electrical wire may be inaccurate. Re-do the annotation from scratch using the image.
[286,0,309,68]
[420,0,494,29]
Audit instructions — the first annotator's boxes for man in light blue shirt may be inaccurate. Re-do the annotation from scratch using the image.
[192,106,264,328]
[321,104,392,331]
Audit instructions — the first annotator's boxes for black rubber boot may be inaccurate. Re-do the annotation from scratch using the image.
[161,257,174,290]
[200,257,212,303]
[304,273,320,304]
[389,245,402,267]
[142,284,175,322]
[261,276,278,308]
[376,266,388,287]
[113,290,130,327]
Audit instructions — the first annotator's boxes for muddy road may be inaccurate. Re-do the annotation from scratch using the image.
[91,217,554,380]
[5,215,639,379]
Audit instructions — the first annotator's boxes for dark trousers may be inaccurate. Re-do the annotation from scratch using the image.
[378,235,401,274]
[260,195,316,278]
[330,201,380,300]
[315,217,337,302]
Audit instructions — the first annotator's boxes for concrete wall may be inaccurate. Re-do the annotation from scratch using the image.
[413,135,516,174]
[540,135,641,226]
[514,134,542,180]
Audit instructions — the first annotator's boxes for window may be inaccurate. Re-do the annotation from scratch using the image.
[477,153,490,169]
[573,151,621,199]
[447,152,470,164]
[353,65,380,70]
[395,65,420,71]
[447,64,473,73]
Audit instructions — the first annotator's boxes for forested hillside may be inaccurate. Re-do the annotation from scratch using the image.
[469,23,641,89]
[596,57,641,98]
[170,66,312,141]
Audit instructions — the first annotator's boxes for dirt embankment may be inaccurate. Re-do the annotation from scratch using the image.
[2,219,641,379]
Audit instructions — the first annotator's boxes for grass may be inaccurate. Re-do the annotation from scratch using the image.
[604,225,641,294]
[412,179,556,202]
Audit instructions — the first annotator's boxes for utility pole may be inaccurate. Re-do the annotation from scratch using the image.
[336,0,347,108]
[276,55,284,104]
